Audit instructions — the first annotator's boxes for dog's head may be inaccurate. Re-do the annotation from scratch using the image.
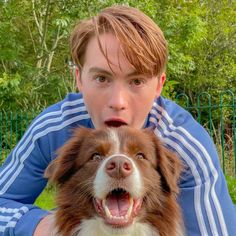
[45,126,182,233]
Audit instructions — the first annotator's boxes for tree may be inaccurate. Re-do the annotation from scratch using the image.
[0,0,235,111]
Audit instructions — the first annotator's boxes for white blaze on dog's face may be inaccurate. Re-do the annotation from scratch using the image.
[93,128,146,230]
[45,126,182,236]
[94,128,143,198]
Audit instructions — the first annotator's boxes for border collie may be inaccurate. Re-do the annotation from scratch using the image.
[45,127,184,236]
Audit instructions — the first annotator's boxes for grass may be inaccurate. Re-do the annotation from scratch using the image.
[34,176,236,211]
[34,185,56,210]
[226,175,236,204]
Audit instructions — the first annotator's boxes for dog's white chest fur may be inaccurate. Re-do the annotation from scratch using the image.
[75,217,159,236]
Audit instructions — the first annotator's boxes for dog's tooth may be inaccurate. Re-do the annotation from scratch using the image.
[112,215,125,220]
[105,206,112,218]
[126,197,134,218]
[102,199,106,209]
[102,199,112,218]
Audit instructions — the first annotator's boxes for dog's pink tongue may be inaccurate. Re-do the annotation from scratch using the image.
[106,192,130,217]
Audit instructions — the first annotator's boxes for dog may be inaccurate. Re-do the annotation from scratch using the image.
[44,126,184,236]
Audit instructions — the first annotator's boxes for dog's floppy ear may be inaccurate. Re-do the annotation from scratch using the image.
[44,127,91,185]
[145,129,183,194]
[157,146,182,194]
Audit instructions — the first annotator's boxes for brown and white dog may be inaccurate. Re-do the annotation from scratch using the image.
[45,126,184,236]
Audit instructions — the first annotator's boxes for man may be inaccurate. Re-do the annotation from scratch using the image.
[0,5,235,236]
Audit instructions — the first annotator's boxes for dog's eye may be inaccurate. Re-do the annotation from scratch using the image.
[91,153,102,161]
[136,152,145,160]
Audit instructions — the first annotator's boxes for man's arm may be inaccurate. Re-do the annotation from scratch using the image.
[179,131,236,235]
[178,161,236,235]
[0,123,51,235]
[0,93,87,235]
[152,98,236,235]
[158,127,236,235]
[33,215,53,236]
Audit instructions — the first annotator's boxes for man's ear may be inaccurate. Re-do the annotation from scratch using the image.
[155,73,166,97]
[75,66,83,92]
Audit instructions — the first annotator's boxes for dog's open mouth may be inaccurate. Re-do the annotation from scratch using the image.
[94,188,142,227]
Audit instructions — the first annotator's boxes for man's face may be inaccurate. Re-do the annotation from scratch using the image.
[76,33,165,129]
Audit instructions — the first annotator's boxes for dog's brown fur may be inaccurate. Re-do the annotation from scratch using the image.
[45,127,184,236]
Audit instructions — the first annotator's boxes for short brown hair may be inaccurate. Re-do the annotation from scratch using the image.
[70,5,168,77]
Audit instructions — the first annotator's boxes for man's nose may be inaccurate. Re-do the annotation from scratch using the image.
[108,85,128,111]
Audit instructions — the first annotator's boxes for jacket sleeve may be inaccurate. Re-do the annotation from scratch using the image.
[151,98,236,235]
[0,127,51,235]
[177,138,236,236]
[155,116,236,236]
[0,94,87,235]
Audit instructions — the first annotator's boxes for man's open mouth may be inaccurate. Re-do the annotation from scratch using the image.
[94,188,142,227]
[105,120,127,127]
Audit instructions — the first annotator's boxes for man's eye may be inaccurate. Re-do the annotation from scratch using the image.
[95,76,107,83]
[131,79,144,86]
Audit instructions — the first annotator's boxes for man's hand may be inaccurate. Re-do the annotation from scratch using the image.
[34,214,54,236]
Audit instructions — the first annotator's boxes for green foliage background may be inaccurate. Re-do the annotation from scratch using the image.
[0,0,235,111]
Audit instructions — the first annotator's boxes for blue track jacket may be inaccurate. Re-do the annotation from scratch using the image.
[0,93,235,235]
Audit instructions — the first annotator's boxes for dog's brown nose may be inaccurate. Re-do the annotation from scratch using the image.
[105,156,133,178]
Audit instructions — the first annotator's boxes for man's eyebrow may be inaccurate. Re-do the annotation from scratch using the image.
[126,71,142,77]
[88,67,113,76]
[88,67,141,77]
